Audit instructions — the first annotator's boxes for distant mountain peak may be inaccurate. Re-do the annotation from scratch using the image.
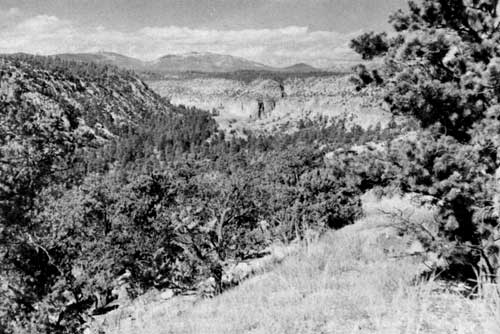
[280,63,319,72]
[149,52,273,73]
[50,51,327,74]
[186,51,214,56]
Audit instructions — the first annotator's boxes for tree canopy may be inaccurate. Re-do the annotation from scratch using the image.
[351,0,500,281]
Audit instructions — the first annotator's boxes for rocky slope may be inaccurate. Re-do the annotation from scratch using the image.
[0,54,170,140]
[148,75,393,135]
[55,52,146,71]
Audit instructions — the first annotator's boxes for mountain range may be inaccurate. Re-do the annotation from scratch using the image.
[52,51,325,73]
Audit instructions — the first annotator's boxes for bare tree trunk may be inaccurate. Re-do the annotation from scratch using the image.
[479,148,500,285]
[493,146,500,283]
[489,142,500,285]
[495,146,500,225]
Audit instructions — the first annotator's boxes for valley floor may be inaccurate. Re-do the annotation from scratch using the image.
[91,195,500,334]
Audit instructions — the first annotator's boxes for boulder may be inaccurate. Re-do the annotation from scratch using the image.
[232,262,251,282]
[407,240,425,255]
[160,289,175,300]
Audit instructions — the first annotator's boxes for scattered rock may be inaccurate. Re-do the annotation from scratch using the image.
[160,289,175,300]
[233,262,251,282]
[407,240,425,255]
[62,290,77,306]
[424,251,448,270]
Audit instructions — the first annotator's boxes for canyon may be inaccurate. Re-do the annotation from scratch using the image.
[148,74,393,135]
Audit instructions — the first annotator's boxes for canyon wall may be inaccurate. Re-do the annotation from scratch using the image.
[148,75,392,134]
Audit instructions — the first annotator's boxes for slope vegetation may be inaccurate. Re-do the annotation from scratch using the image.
[89,194,500,334]
[53,52,146,71]
[0,54,169,137]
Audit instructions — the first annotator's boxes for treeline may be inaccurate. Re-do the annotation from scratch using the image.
[93,109,408,175]
[140,69,343,83]
[1,53,137,80]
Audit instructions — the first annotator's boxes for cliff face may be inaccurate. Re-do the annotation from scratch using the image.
[148,75,392,134]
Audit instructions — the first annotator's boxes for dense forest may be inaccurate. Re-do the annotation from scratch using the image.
[2,1,500,332]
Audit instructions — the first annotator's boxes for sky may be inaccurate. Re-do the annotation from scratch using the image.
[0,0,408,67]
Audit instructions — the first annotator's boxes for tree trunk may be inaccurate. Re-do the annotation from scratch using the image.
[491,144,500,284]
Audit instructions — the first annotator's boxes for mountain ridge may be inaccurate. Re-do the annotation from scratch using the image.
[48,51,326,73]
[149,51,274,73]
[55,51,146,70]
[278,62,319,73]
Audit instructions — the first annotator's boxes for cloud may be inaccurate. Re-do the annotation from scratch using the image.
[0,7,21,25]
[0,13,361,67]
[0,7,20,17]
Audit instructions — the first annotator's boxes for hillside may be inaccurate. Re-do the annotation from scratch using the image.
[55,52,146,71]
[149,52,274,73]
[4,1,500,334]
[0,54,170,138]
[4,53,396,334]
[89,194,500,334]
[279,63,319,73]
[1,51,497,334]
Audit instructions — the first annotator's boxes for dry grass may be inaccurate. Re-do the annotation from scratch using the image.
[91,193,500,334]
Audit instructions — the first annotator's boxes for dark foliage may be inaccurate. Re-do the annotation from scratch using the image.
[140,70,342,83]
[351,0,500,282]
[349,32,390,60]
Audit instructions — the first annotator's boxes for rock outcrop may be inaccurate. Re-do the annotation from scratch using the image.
[1,55,171,140]
[148,75,393,135]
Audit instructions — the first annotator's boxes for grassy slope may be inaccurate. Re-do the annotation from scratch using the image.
[91,195,500,334]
